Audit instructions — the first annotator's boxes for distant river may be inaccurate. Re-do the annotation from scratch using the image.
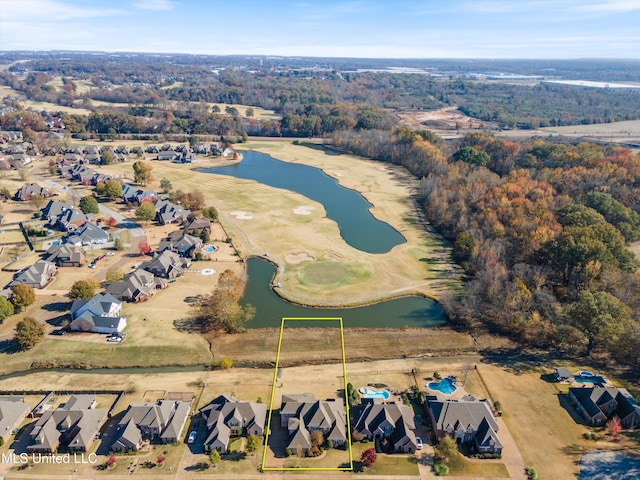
[198,150,406,253]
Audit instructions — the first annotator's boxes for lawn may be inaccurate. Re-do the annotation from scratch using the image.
[351,442,419,475]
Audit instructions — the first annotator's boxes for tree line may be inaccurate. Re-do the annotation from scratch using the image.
[333,128,640,368]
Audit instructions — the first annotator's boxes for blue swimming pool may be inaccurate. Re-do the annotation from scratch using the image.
[204,245,217,253]
[575,376,605,385]
[427,377,457,395]
[359,387,390,400]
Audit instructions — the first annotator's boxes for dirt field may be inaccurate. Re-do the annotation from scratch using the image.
[397,106,500,132]
[95,140,459,307]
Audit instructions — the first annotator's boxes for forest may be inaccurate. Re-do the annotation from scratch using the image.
[333,128,640,369]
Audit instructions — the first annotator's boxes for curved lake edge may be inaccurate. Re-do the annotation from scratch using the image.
[197,147,407,253]
[251,255,445,308]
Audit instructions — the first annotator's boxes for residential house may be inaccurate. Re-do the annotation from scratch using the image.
[55,209,93,232]
[427,397,503,455]
[157,150,179,161]
[134,190,157,205]
[9,153,34,169]
[28,394,107,453]
[200,395,267,453]
[279,393,346,454]
[65,222,109,245]
[173,151,196,164]
[183,217,211,237]
[44,244,86,267]
[352,401,419,453]
[154,199,191,225]
[14,183,51,201]
[0,398,31,443]
[568,387,640,429]
[111,400,191,452]
[41,200,74,225]
[106,269,166,303]
[145,145,159,154]
[63,153,83,163]
[115,145,129,155]
[10,261,57,289]
[158,232,202,258]
[84,153,101,164]
[140,250,190,279]
[69,292,126,334]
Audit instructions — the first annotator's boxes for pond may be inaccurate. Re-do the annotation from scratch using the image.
[241,257,446,328]
[199,150,406,254]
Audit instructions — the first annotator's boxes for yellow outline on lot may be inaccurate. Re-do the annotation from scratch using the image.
[261,317,353,472]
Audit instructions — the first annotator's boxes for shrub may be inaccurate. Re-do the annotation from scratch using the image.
[525,466,538,480]
[434,461,449,476]
[305,448,312,457]
[361,447,377,468]
[284,448,292,457]
[433,371,442,379]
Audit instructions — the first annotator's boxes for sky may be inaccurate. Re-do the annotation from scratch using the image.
[1,0,640,59]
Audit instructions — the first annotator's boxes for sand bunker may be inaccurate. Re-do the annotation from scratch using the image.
[229,211,254,220]
[324,252,349,262]
[285,252,315,264]
[293,205,315,215]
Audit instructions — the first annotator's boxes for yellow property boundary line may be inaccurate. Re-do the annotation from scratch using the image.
[261,317,353,471]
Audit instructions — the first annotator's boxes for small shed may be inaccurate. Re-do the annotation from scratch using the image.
[554,367,572,381]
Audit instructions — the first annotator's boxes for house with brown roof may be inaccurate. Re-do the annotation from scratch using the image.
[427,397,503,455]
[154,199,191,225]
[279,393,346,454]
[352,400,419,454]
[568,387,640,428]
[200,395,267,453]
[10,260,57,289]
[27,394,107,453]
[106,269,166,303]
[14,183,51,201]
[183,217,211,236]
[44,244,86,267]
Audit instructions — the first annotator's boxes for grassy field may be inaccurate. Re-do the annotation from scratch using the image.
[96,139,458,306]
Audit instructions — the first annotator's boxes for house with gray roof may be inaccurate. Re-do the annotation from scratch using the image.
[200,395,267,453]
[183,217,212,236]
[0,399,31,443]
[279,393,346,454]
[55,208,93,232]
[154,199,191,225]
[14,183,51,201]
[352,401,418,454]
[27,394,107,453]
[42,200,74,225]
[44,244,86,267]
[106,269,166,303]
[157,150,179,161]
[65,222,109,246]
[10,260,57,289]
[111,400,191,452]
[69,293,126,334]
[427,397,503,455]
[140,250,190,279]
[158,232,202,258]
[568,387,640,429]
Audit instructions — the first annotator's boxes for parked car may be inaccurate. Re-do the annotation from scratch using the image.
[416,436,423,449]
[106,252,115,256]
[188,431,197,444]
[50,329,66,336]
[106,336,122,343]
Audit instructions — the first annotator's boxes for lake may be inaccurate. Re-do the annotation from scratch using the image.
[242,257,446,328]
[199,150,406,254]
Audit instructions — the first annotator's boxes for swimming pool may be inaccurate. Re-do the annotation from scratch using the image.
[204,245,217,253]
[359,387,390,400]
[575,376,605,385]
[427,377,457,395]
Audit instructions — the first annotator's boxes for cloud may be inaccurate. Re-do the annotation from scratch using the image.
[0,0,125,21]
[134,0,174,11]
